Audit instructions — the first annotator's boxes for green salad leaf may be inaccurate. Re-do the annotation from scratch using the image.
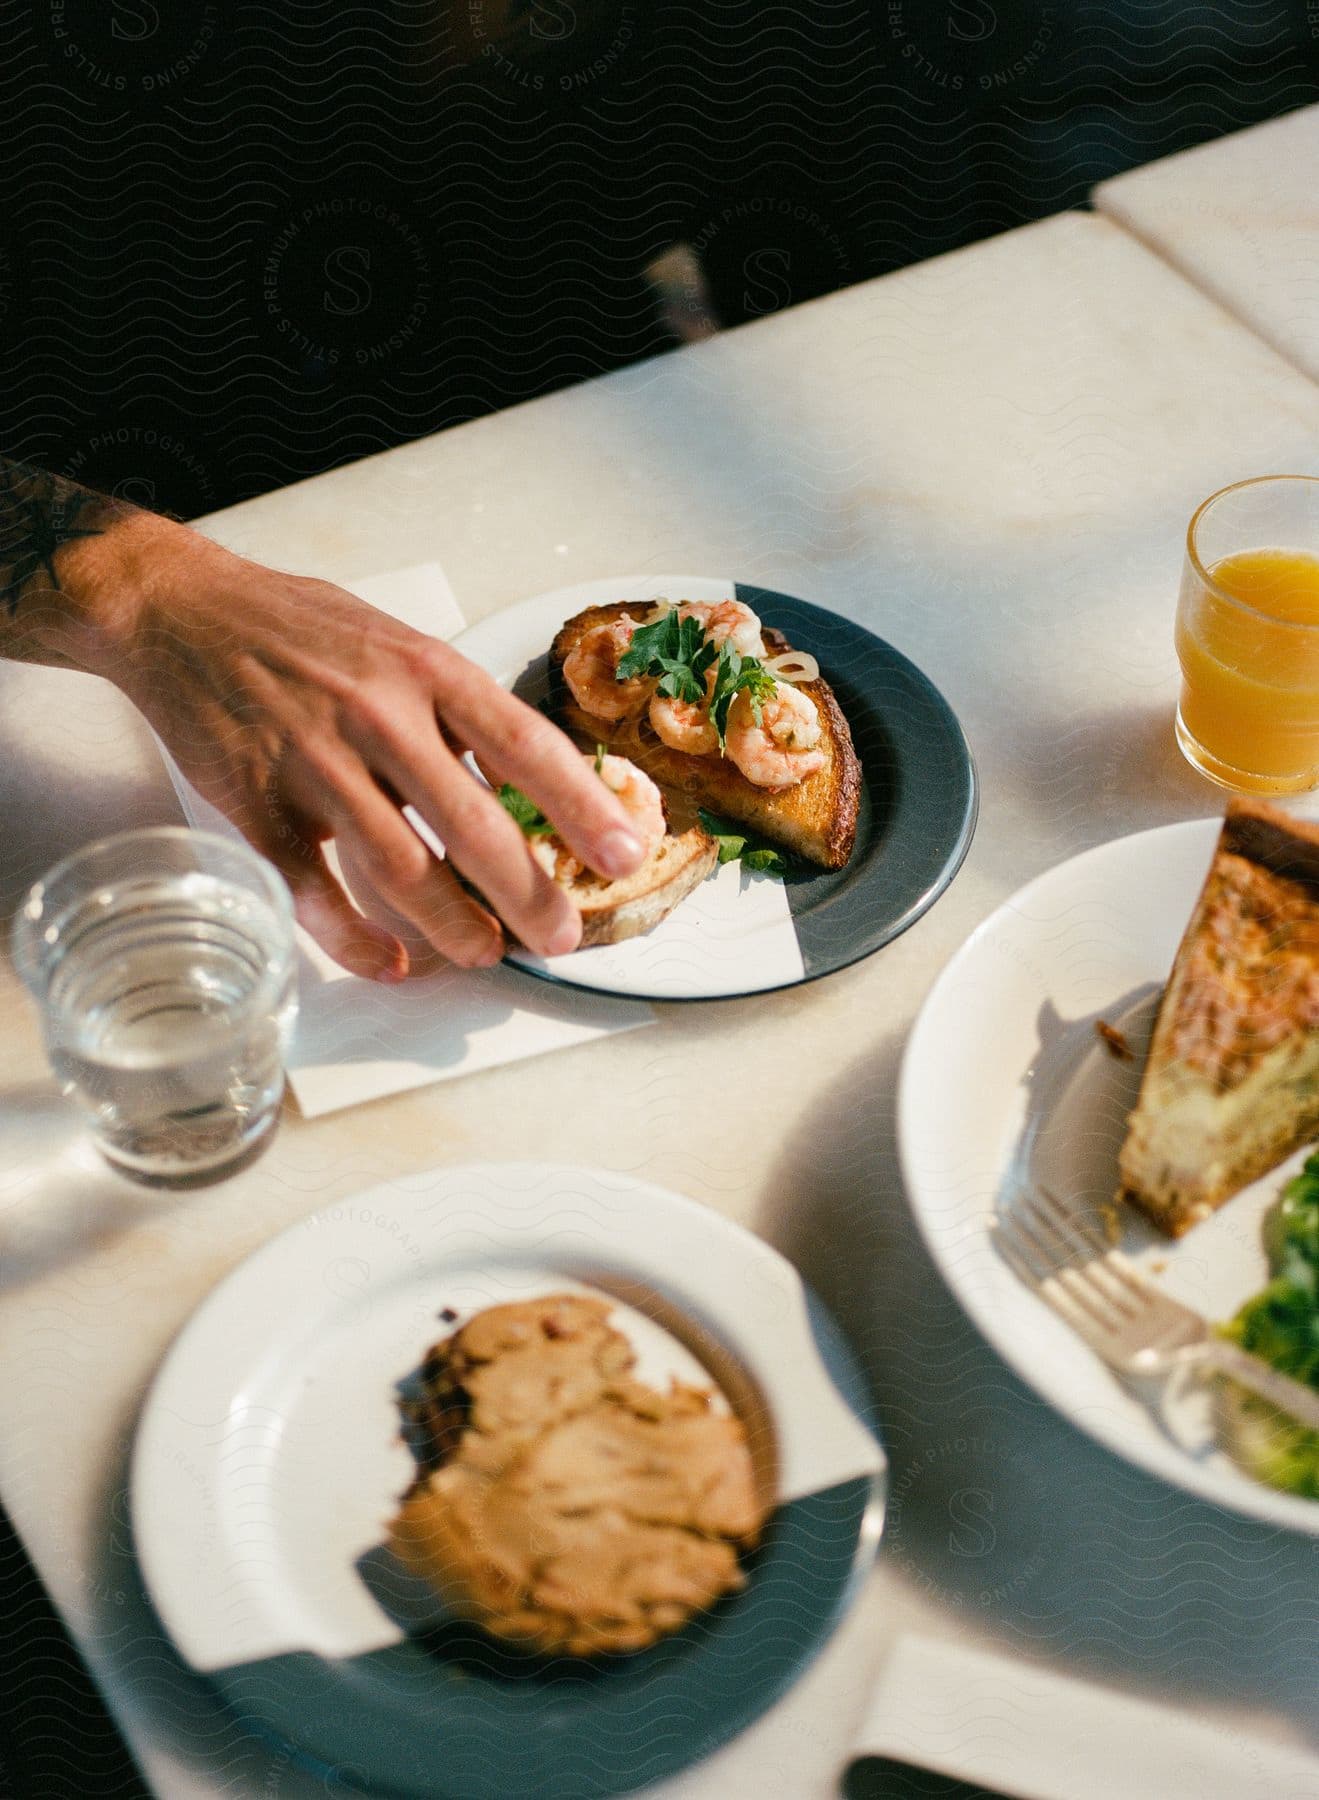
[1218,1386,1319,1500]
[497,784,556,838]
[698,808,793,878]
[1219,1151,1319,1496]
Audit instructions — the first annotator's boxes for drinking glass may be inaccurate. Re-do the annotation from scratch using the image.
[1175,474,1319,793]
[12,828,298,1179]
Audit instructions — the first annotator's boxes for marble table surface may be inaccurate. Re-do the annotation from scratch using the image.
[2,206,1319,1800]
[1095,102,1319,384]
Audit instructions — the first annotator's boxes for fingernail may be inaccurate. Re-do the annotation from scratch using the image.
[599,829,644,879]
[466,936,504,969]
[545,918,581,957]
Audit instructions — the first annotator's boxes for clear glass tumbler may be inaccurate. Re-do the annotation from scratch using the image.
[12,828,298,1179]
[1174,474,1319,794]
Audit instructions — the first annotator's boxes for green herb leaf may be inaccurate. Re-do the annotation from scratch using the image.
[616,607,783,750]
[707,643,779,749]
[614,611,673,680]
[594,743,606,775]
[497,783,557,838]
[615,609,718,707]
[698,808,792,878]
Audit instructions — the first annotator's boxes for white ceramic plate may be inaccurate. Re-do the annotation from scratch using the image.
[132,1163,885,1799]
[898,819,1319,1536]
[450,575,976,1001]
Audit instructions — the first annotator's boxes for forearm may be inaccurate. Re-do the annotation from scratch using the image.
[0,457,169,680]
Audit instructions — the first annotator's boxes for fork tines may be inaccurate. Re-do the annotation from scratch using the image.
[993,1185,1154,1323]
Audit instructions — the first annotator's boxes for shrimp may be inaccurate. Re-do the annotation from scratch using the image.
[724,682,826,790]
[530,753,666,885]
[598,752,667,851]
[649,667,719,755]
[674,598,765,658]
[562,618,653,721]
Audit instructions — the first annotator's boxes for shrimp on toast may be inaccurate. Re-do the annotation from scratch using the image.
[724,683,827,791]
[549,602,861,870]
[506,751,716,945]
[562,618,653,721]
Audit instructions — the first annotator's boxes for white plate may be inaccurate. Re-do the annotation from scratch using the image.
[898,819,1319,1536]
[131,1163,884,1799]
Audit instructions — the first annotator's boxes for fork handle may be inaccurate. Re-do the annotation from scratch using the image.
[1193,1339,1319,1433]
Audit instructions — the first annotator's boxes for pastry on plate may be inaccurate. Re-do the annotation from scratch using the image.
[497,750,717,946]
[386,1293,767,1656]
[549,596,861,869]
[1119,798,1319,1235]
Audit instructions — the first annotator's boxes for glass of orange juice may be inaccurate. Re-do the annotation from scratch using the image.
[1175,474,1319,794]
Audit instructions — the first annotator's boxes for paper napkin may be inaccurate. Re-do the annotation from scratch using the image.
[158,561,653,1116]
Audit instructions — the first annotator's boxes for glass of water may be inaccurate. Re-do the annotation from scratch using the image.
[12,828,298,1180]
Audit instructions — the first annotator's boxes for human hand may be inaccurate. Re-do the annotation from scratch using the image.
[87,515,647,979]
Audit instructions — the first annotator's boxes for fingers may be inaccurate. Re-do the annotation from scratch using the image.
[360,727,584,957]
[336,841,503,979]
[266,834,408,983]
[432,671,645,882]
[299,755,507,970]
[343,822,505,970]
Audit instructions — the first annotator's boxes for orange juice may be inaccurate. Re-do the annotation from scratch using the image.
[1175,547,1319,791]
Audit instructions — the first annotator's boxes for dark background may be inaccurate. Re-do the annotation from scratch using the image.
[3,1,1318,521]
[2,3,1318,1795]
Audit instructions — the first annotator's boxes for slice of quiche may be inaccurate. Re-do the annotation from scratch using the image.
[1119,798,1319,1236]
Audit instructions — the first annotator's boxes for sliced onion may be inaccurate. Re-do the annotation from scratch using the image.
[763,649,819,685]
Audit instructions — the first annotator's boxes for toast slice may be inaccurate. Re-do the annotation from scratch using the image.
[549,602,861,869]
[565,823,717,947]
[1118,798,1319,1235]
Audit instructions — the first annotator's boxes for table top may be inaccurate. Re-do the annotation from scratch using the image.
[3,205,1319,1800]
[1095,102,1319,385]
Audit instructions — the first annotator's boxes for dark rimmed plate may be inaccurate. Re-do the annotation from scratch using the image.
[452,576,977,1000]
[131,1164,886,1798]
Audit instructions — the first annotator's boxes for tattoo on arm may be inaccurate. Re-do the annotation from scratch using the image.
[0,458,132,616]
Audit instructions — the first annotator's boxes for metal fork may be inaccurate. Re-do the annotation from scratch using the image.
[994,1184,1319,1431]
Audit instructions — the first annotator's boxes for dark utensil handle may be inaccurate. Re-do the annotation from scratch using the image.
[844,1755,1024,1799]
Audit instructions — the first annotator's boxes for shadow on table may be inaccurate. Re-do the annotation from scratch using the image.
[755,1025,1319,1753]
[0,664,179,927]
[84,1465,872,1800]
[0,1086,182,1295]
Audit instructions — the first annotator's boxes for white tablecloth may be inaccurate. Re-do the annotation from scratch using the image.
[1,204,1317,1799]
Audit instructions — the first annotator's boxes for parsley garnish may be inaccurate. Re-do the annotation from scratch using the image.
[707,643,778,748]
[616,609,716,706]
[698,809,794,878]
[497,784,556,838]
[617,608,779,749]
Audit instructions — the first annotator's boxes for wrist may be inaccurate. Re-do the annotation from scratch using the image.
[54,509,197,686]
